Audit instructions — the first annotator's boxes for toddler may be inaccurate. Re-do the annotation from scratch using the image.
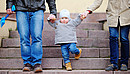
[47,9,86,71]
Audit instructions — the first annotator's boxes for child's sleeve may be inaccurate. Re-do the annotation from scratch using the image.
[72,14,82,27]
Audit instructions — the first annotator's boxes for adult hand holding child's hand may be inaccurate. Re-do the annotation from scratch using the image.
[6,8,13,15]
[80,13,87,20]
[48,14,56,23]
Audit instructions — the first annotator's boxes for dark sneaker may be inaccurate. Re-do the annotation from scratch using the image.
[105,64,118,71]
[23,63,32,71]
[120,64,128,71]
[34,64,42,73]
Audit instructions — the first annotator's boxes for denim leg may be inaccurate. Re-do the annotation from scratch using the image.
[68,43,79,54]
[16,11,31,65]
[30,10,44,66]
[61,44,70,64]
[120,25,129,66]
[109,27,119,66]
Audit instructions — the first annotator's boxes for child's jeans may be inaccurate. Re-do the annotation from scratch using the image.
[61,43,80,64]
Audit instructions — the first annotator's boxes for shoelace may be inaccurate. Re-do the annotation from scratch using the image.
[66,63,71,67]
[108,64,114,67]
[122,64,126,67]
[34,64,41,68]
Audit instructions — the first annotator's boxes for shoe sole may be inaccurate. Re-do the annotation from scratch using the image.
[120,70,127,71]
[67,70,72,71]
[23,67,30,71]
[67,68,72,71]
[34,68,42,73]
[105,69,118,71]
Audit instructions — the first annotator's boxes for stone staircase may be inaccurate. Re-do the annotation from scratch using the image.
[0,13,130,74]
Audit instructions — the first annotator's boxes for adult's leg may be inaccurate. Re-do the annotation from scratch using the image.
[16,11,31,65]
[30,10,44,66]
[109,27,119,66]
[120,25,129,66]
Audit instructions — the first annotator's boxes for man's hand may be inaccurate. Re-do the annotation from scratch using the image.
[6,8,13,15]
[48,14,56,23]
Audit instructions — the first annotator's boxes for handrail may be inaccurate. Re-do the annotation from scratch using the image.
[0,16,16,21]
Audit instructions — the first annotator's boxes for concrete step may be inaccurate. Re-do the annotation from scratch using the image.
[0,58,130,70]
[0,48,129,59]
[63,58,130,70]
[1,70,130,74]
[2,38,109,48]
[0,70,111,74]
[0,13,106,23]
[43,38,109,47]
[77,23,103,30]
[0,48,111,58]
[9,30,109,39]
[9,31,19,38]
[0,58,62,69]
[44,22,103,31]
[0,70,112,74]
[88,30,109,39]
[44,13,106,23]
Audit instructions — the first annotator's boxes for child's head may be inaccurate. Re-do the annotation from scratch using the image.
[59,9,70,24]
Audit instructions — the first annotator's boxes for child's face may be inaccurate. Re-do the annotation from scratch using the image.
[60,17,69,24]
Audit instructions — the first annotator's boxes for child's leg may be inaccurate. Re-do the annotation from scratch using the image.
[61,44,70,64]
[68,43,80,54]
[61,44,72,71]
[69,43,82,59]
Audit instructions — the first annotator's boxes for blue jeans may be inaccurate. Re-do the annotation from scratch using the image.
[61,43,80,64]
[16,10,44,66]
[109,25,129,67]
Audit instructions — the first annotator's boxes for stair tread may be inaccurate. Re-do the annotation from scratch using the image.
[0,48,110,58]
[9,29,109,38]
[0,58,62,69]
[1,70,130,74]
[0,58,130,69]
[2,38,109,48]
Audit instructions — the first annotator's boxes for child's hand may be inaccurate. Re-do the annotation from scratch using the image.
[80,13,87,20]
[80,11,89,20]
[48,14,56,23]
[84,11,89,17]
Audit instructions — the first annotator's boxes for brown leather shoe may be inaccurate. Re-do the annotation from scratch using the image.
[23,63,32,71]
[34,64,42,73]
